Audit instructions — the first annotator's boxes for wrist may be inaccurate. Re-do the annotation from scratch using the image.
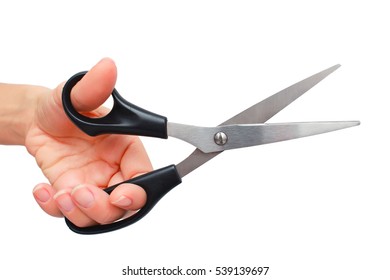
[0,83,47,145]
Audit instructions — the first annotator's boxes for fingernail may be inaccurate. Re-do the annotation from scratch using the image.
[72,185,95,208]
[33,185,50,203]
[112,195,132,208]
[54,190,74,212]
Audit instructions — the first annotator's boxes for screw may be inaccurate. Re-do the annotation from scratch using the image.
[214,131,228,146]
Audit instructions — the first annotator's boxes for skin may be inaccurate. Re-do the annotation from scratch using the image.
[0,58,150,227]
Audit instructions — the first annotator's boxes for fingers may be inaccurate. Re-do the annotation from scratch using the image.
[71,57,117,112]
[33,183,63,217]
[53,189,94,226]
[69,184,127,226]
[110,183,147,211]
[33,182,147,228]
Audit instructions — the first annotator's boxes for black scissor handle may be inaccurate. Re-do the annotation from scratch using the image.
[65,165,182,234]
[62,71,168,138]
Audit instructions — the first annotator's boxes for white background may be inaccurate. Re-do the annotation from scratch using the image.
[0,1,388,279]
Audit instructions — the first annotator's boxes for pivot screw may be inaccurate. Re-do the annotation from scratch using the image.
[214,131,228,146]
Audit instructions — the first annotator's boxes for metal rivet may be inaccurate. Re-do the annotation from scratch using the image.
[214,131,228,146]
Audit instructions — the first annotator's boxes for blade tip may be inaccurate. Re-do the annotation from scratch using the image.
[331,64,341,70]
[321,64,341,76]
[346,120,360,128]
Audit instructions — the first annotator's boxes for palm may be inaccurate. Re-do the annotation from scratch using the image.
[29,131,134,191]
[26,86,147,192]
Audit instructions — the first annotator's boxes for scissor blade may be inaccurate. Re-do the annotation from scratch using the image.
[176,65,342,177]
[221,64,341,125]
[209,121,360,152]
[169,121,359,153]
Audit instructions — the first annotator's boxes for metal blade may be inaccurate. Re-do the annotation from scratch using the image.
[176,65,342,177]
[221,64,341,125]
[170,121,359,153]
[221,121,359,150]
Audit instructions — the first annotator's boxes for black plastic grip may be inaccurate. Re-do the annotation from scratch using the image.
[65,165,182,234]
[62,71,168,138]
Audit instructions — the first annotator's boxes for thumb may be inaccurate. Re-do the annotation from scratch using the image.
[70,57,117,112]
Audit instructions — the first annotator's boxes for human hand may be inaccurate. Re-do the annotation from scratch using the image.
[27,58,152,227]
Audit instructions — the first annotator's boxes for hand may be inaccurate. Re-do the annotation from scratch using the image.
[27,58,152,227]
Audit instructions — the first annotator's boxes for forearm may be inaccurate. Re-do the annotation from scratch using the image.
[0,83,45,145]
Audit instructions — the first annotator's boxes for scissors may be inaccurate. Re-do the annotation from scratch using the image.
[62,64,359,234]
